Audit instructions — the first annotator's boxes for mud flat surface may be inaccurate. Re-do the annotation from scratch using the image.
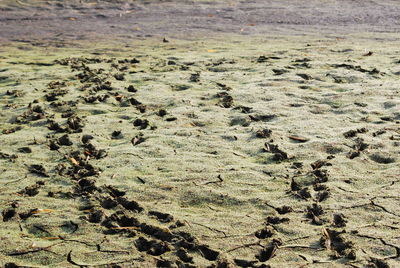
[1,35,399,268]
[1,1,400,268]
[1,0,400,41]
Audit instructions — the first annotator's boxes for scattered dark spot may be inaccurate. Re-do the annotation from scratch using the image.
[28,164,49,177]
[49,140,60,150]
[158,109,167,117]
[372,130,386,137]
[47,120,64,132]
[307,203,323,218]
[18,182,43,196]
[0,152,18,160]
[249,114,276,122]
[58,134,73,146]
[173,84,191,91]
[87,209,104,223]
[117,197,143,212]
[264,143,288,161]
[131,135,146,146]
[189,73,200,82]
[118,215,140,228]
[348,151,360,159]
[383,102,396,109]
[5,263,20,268]
[234,259,257,267]
[77,178,97,193]
[275,205,293,214]
[354,102,367,107]
[370,258,390,268]
[81,134,94,144]
[353,138,368,151]
[176,248,193,263]
[111,130,123,139]
[255,226,275,239]
[104,185,126,198]
[129,97,142,106]
[290,178,300,191]
[233,105,252,114]
[266,216,289,225]
[296,73,312,80]
[2,208,16,221]
[133,118,149,129]
[100,197,118,209]
[272,69,288,75]
[135,237,152,251]
[343,128,367,138]
[135,237,170,256]
[320,228,356,259]
[127,85,137,92]
[2,126,23,134]
[140,223,172,241]
[19,209,37,220]
[169,220,185,229]
[216,82,232,91]
[157,259,173,267]
[175,231,198,250]
[298,187,311,199]
[198,245,219,261]
[333,213,347,227]
[314,184,328,191]
[84,143,107,159]
[257,56,280,63]
[316,190,330,202]
[18,147,32,153]
[311,160,331,170]
[370,153,396,164]
[256,240,281,262]
[114,73,124,81]
[218,94,233,108]
[149,211,174,223]
[148,241,171,256]
[165,117,177,122]
[256,128,272,138]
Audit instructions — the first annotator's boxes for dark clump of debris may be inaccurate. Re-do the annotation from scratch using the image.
[320,228,356,260]
[264,142,289,161]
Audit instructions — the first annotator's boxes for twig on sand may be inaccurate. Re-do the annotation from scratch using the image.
[6,242,64,256]
[4,175,27,185]
[226,241,262,253]
[279,244,321,250]
[67,250,142,267]
[284,235,313,243]
[233,152,246,158]
[191,222,227,237]
[203,174,224,185]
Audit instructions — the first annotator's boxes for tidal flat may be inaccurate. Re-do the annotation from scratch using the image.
[1,34,399,267]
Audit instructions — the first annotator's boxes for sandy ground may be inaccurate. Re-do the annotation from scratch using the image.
[1,1,400,268]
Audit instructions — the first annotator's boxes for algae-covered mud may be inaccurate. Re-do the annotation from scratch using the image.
[1,35,399,267]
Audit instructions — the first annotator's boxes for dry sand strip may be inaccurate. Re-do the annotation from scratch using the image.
[0,35,400,267]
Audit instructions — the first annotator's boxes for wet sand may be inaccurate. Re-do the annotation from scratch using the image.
[1,0,400,41]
